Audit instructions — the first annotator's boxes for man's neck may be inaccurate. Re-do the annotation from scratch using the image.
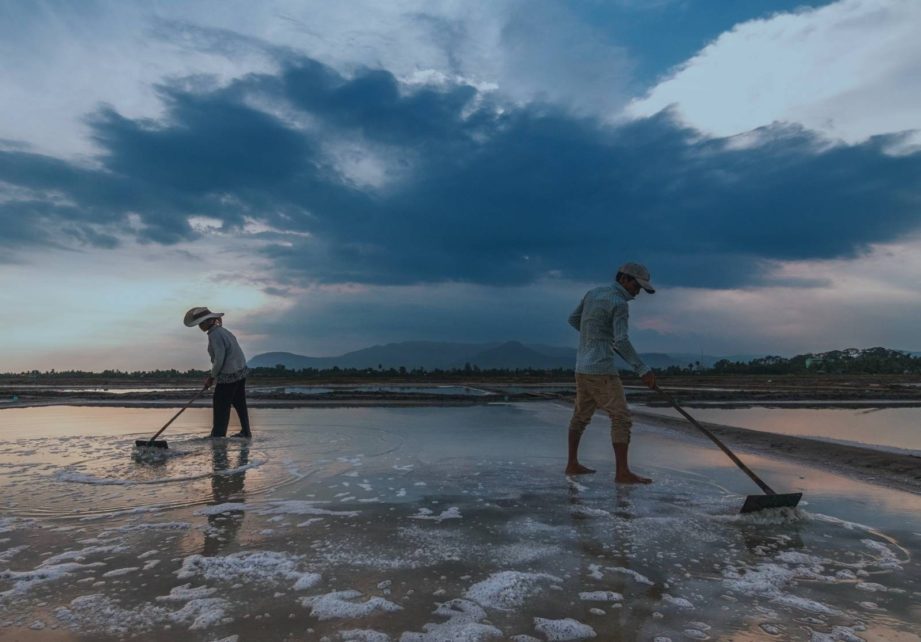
[613,281,634,300]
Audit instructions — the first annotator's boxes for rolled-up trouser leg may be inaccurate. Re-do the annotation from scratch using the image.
[597,375,632,445]
[211,382,233,437]
[568,373,598,434]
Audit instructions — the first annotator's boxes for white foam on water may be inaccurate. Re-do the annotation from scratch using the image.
[861,539,903,569]
[465,571,561,611]
[156,584,217,602]
[1,562,102,598]
[578,591,623,602]
[606,566,654,585]
[300,590,402,620]
[338,629,391,641]
[570,506,611,519]
[104,521,191,533]
[259,500,360,517]
[54,458,264,486]
[177,551,320,591]
[492,542,560,565]
[55,594,168,636]
[195,503,247,516]
[533,617,597,640]
[79,506,165,521]
[409,507,462,522]
[0,517,27,534]
[662,594,694,609]
[0,544,28,563]
[809,624,867,642]
[43,544,126,565]
[102,567,139,578]
[723,562,841,616]
[400,598,503,641]
[855,582,887,592]
[54,591,230,634]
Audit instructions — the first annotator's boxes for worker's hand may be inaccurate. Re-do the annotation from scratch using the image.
[641,371,657,390]
[204,376,215,389]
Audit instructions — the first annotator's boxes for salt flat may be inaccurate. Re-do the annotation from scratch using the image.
[1,403,919,640]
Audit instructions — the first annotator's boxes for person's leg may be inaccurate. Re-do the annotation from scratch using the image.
[211,383,233,438]
[566,374,598,474]
[230,378,251,438]
[598,375,651,484]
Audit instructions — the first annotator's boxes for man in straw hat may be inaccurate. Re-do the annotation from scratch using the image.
[565,263,657,483]
[184,307,252,439]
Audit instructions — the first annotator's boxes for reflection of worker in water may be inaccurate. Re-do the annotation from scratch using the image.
[565,263,657,484]
[203,442,249,555]
[183,307,253,439]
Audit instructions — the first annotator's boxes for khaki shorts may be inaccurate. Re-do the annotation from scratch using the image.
[568,373,632,445]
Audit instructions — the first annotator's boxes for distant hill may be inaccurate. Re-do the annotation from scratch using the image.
[248,341,737,371]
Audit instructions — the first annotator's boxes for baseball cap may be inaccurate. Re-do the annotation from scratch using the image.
[618,262,655,293]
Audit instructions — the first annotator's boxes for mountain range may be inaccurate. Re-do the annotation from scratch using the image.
[248,341,760,371]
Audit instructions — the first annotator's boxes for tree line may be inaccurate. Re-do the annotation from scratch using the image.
[4,347,920,381]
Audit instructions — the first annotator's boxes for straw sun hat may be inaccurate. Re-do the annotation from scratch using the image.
[183,307,224,327]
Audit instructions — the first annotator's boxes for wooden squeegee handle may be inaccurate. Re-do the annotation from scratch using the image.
[146,384,209,444]
[654,385,776,496]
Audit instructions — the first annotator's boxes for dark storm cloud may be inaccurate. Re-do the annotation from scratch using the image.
[1,54,920,287]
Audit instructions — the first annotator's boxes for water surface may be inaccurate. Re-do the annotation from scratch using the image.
[1,404,919,641]
[640,405,921,454]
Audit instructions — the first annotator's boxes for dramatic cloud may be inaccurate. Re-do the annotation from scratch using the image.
[628,0,921,146]
[2,54,920,291]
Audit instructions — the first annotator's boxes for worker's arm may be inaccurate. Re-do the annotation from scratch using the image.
[611,301,652,378]
[567,299,584,331]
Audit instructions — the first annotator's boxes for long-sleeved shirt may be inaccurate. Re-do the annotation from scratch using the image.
[207,325,249,383]
[568,282,650,376]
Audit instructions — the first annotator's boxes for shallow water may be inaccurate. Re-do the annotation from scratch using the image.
[640,405,921,454]
[1,403,920,641]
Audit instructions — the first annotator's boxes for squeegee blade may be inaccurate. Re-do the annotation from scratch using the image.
[740,492,802,514]
[134,440,169,449]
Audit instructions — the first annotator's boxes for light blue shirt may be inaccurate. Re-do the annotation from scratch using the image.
[568,283,650,376]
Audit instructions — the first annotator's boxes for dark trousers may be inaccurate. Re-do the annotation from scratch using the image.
[211,378,251,437]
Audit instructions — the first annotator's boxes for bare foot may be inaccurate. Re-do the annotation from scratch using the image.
[565,463,596,475]
[615,472,652,484]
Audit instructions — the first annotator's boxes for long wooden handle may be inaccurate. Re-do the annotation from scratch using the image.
[654,385,776,495]
[146,385,209,444]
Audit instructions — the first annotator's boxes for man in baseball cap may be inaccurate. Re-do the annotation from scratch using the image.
[565,262,657,483]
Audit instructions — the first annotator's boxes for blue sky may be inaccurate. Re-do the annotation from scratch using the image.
[1,0,920,370]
